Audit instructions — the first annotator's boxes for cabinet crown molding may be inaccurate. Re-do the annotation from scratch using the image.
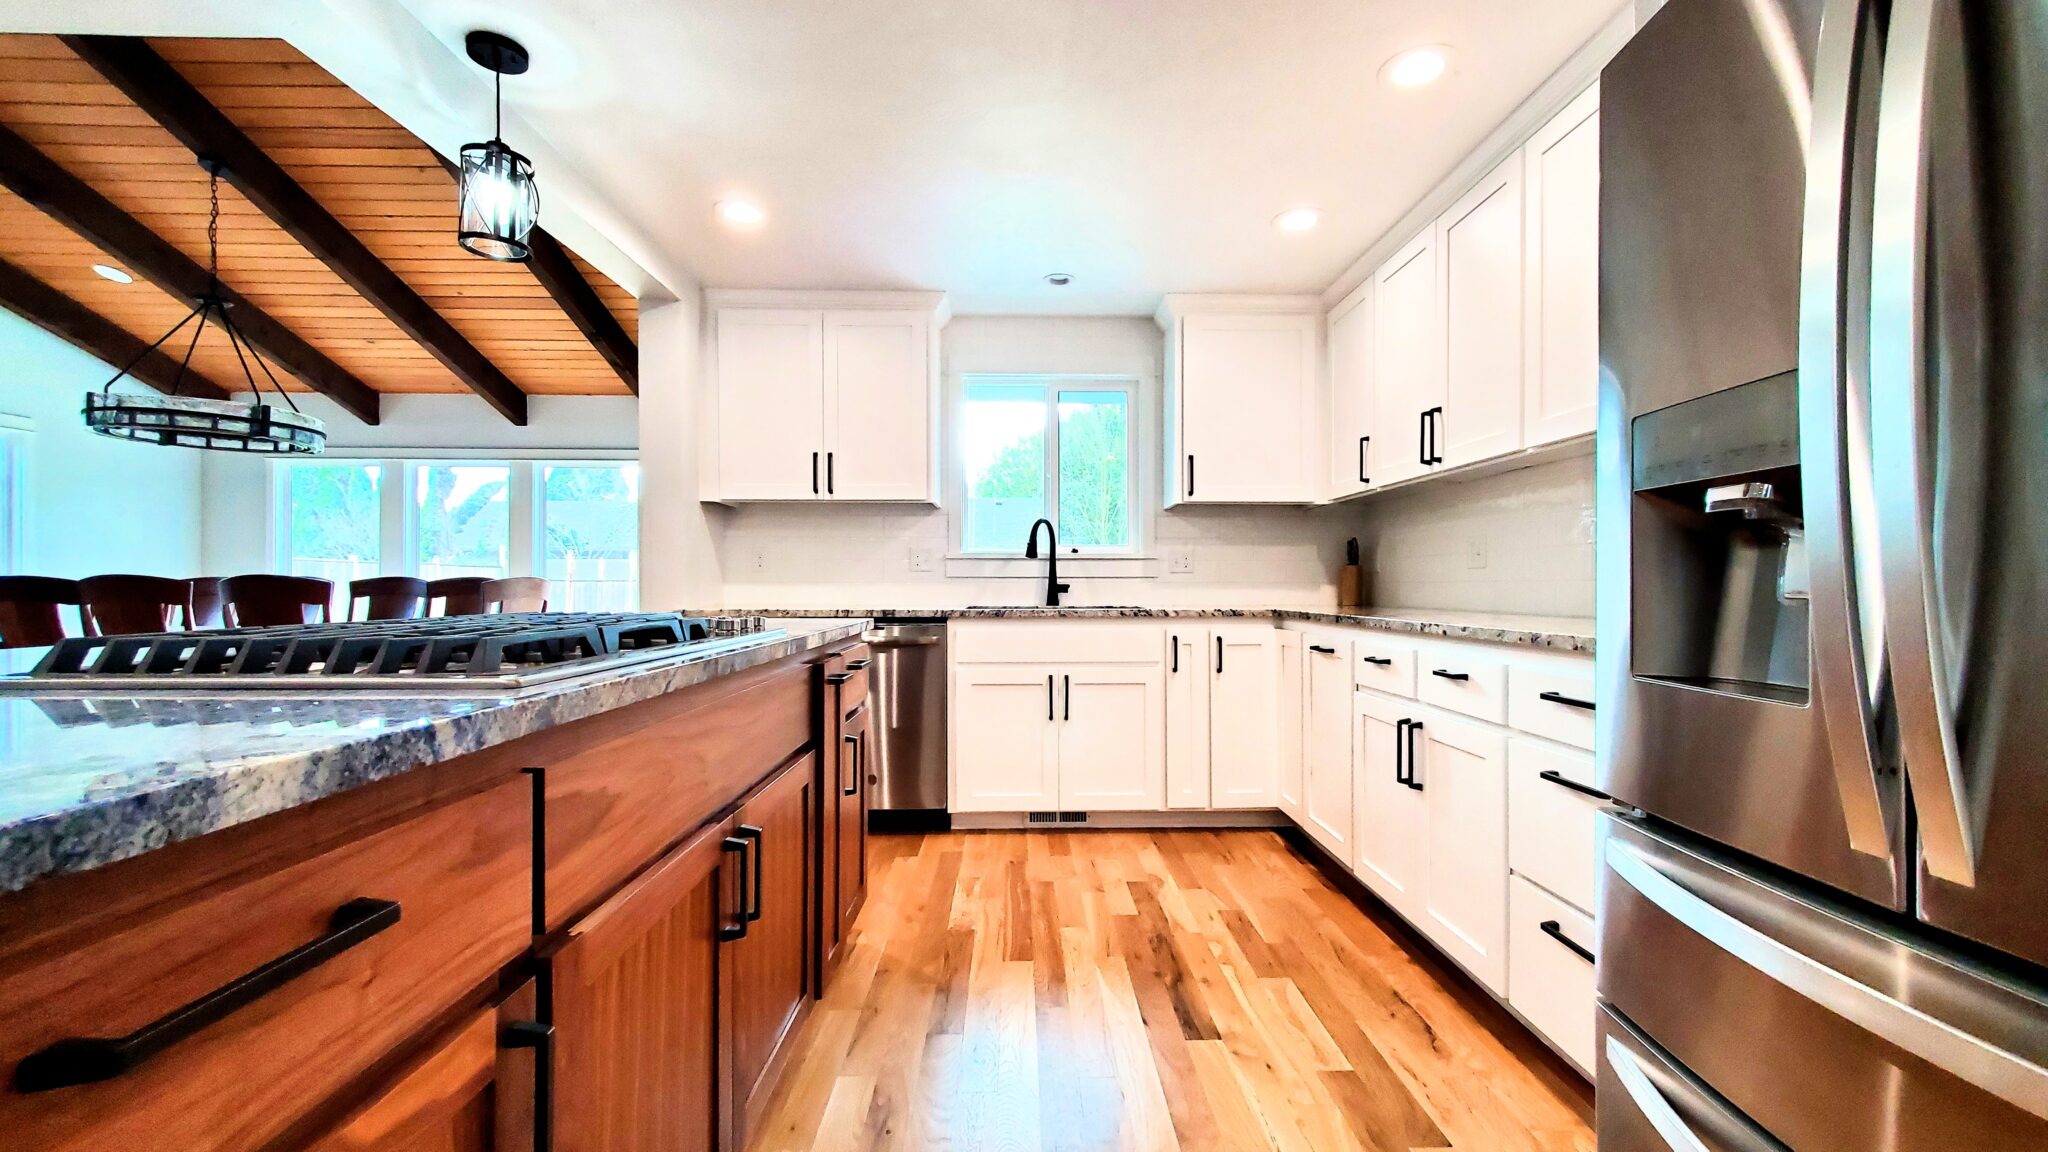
[1153,293,1324,329]
[704,288,951,325]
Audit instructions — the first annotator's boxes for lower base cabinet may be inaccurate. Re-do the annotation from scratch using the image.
[730,755,816,1134]
[1507,874,1597,1072]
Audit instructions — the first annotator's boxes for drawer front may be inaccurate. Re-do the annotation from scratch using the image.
[1415,649,1507,723]
[1508,874,1597,1074]
[0,778,533,1152]
[836,642,872,716]
[1352,636,1416,697]
[1507,663,1597,749]
[950,620,1164,665]
[1507,739,1603,912]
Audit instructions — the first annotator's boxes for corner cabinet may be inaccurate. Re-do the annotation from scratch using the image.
[704,291,947,504]
[1157,296,1322,505]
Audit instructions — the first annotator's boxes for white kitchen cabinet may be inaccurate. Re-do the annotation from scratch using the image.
[1370,230,1442,488]
[1352,690,1427,922]
[1164,630,1211,809]
[712,309,824,500]
[1276,631,1304,822]
[1521,83,1601,448]
[950,666,1060,812]
[1301,633,1354,858]
[1209,626,1278,808]
[1414,709,1510,994]
[1508,738,1603,913]
[1508,874,1597,1073]
[1058,666,1165,810]
[1327,288,1375,498]
[1436,153,1525,468]
[1158,299,1321,506]
[706,292,944,504]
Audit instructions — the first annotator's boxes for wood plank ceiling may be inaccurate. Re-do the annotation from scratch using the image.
[0,34,638,423]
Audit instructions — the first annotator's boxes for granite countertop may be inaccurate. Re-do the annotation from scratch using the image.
[729,606,1595,653]
[0,619,869,895]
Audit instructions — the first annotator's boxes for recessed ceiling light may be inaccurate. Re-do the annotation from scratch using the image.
[1273,207,1321,233]
[715,199,765,227]
[1044,273,1073,286]
[91,263,134,284]
[1381,45,1451,89]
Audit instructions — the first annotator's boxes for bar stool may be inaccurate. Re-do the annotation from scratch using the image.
[0,576,81,649]
[221,574,334,627]
[78,574,190,635]
[186,577,226,629]
[424,577,490,617]
[347,576,429,621]
[480,577,549,614]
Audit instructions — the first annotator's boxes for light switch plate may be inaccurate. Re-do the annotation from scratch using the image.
[1168,548,1194,575]
[908,546,934,573]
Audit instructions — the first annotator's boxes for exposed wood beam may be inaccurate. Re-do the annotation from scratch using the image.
[0,254,232,401]
[0,122,381,426]
[66,35,528,425]
[434,154,638,393]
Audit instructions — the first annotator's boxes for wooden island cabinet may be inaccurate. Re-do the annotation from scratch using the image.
[0,632,871,1152]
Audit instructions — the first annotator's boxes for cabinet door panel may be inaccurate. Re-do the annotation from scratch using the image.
[1328,291,1376,497]
[1437,153,1525,468]
[732,756,815,1135]
[1179,314,1316,502]
[1164,630,1212,809]
[950,667,1059,812]
[835,704,870,943]
[1353,692,1427,922]
[1302,634,1354,856]
[715,310,823,500]
[1522,83,1601,447]
[825,311,930,501]
[1058,665,1166,811]
[1415,713,1508,993]
[552,823,731,1152]
[1372,230,1441,487]
[1209,627,1278,808]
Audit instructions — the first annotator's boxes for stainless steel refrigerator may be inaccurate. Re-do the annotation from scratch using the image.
[1595,0,2048,1146]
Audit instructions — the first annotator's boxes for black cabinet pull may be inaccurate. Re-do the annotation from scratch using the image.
[1358,435,1370,484]
[1063,674,1071,720]
[1540,919,1595,964]
[811,451,819,495]
[824,671,852,685]
[845,658,871,671]
[826,451,835,495]
[1308,644,1336,655]
[1418,410,1429,465]
[1186,454,1195,498]
[501,1019,555,1152]
[1425,406,1444,465]
[1215,636,1224,675]
[737,824,764,922]
[1538,690,1596,711]
[1171,635,1179,673]
[1404,720,1425,790]
[1047,673,1055,720]
[719,836,750,941]
[13,897,401,1093]
[1361,656,1393,666]
[1540,769,1612,801]
[842,732,861,797]
[1394,718,1409,784]
[1431,669,1470,682]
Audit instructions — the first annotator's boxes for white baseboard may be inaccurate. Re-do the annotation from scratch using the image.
[946,809,1291,831]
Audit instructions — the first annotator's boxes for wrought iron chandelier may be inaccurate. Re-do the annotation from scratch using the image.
[457,31,540,261]
[83,160,325,455]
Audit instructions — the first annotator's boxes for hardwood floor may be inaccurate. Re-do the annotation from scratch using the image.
[749,829,1593,1152]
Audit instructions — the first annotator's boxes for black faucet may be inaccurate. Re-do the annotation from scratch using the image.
[1024,518,1071,607]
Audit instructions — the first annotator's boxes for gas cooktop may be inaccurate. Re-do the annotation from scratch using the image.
[1,612,783,694]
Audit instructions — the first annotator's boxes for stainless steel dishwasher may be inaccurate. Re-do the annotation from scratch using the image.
[862,620,949,830]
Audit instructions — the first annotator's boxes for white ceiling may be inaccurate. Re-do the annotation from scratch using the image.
[386,0,1621,314]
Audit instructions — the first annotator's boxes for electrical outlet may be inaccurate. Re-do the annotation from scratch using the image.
[749,547,769,574]
[1466,538,1487,570]
[1168,548,1194,575]
[908,546,934,572]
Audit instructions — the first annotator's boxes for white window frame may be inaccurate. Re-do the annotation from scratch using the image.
[0,413,32,574]
[952,374,1140,558]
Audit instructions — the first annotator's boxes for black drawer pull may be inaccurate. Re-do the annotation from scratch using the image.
[13,897,401,1093]
[720,836,750,941]
[1430,669,1470,682]
[824,671,852,685]
[1361,656,1393,666]
[845,658,871,671]
[501,1019,555,1152]
[737,824,764,922]
[1540,919,1595,964]
[1539,769,1612,801]
[1538,690,1596,711]
[1308,644,1337,655]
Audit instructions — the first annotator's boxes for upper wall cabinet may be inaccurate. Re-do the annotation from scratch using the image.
[704,290,947,503]
[1437,152,1527,468]
[1157,296,1321,506]
[1327,285,1375,499]
[1521,83,1602,447]
[1370,229,1442,489]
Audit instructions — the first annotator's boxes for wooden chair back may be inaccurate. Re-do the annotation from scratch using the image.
[0,576,80,649]
[424,577,490,617]
[185,577,226,629]
[480,577,549,614]
[348,576,429,621]
[221,574,334,627]
[78,574,189,636]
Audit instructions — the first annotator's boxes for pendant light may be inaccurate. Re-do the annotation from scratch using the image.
[457,31,540,261]
[83,160,325,455]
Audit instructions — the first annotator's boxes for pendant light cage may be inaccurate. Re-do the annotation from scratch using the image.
[83,161,326,455]
[457,31,539,261]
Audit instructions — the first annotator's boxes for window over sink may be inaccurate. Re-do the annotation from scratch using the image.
[960,375,1135,556]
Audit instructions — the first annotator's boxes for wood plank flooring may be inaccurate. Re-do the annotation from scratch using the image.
[749,830,1593,1152]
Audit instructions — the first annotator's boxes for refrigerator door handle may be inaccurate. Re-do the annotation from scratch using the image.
[1607,836,2048,1122]
[1795,0,1893,862]
[1604,1034,1715,1152]
[1869,0,1978,887]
